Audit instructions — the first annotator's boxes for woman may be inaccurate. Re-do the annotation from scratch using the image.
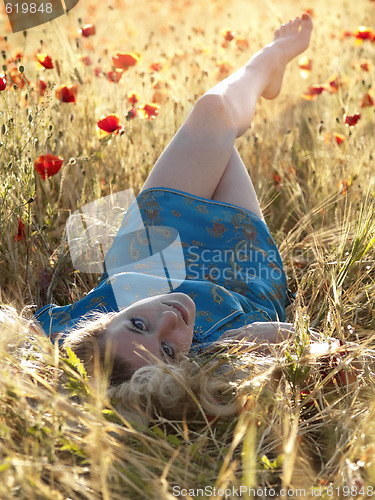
[35,14,315,384]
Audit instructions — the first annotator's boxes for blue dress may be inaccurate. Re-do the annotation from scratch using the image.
[34,187,288,348]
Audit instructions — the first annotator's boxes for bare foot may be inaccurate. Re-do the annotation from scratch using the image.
[253,14,313,99]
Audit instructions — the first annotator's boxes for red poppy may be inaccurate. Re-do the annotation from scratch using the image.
[96,114,122,136]
[138,103,159,120]
[150,61,163,72]
[360,61,372,72]
[94,66,103,77]
[273,171,281,187]
[235,37,249,50]
[361,90,374,108]
[34,154,64,179]
[353,59,372,72]
[328,75,343,93]
[334,133,345,145]
[301,84,326,100]
[353,26,375,42]
[80,55,92,66]
[111,52,140,70]
[80,24,96,37]
[299,56,312,79]
[0,73,6,91]
[345,114,361,126]
[127,91,139,105]
[222,29,235,41]
[39,77,47,95]
[13,218,26,242]
[107,69,123,83]
[56,84,78,103]
[36,53,54,69]
[298,56,312,71]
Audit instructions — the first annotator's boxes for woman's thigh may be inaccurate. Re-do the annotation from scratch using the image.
[139,95,236,199]
[212,147,264,220]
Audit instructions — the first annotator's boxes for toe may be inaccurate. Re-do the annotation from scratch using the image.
[301,13,313,31]
[274,28,281,40]
[290,17,301,33]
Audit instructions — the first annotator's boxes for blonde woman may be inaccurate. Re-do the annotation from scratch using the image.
[35,15,314,386]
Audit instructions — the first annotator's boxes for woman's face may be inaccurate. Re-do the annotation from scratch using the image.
[104,292,195,371]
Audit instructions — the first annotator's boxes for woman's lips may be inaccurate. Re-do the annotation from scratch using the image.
[164,302,189,326]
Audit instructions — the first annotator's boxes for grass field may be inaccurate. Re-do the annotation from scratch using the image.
[0,0,375,498]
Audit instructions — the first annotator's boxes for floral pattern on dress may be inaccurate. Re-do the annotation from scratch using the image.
[206,221,228,239]
[196,205,209,214]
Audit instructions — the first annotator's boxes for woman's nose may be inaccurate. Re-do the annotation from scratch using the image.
[156,310,179,337]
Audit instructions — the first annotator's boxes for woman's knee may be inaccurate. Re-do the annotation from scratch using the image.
[188,94,235,134]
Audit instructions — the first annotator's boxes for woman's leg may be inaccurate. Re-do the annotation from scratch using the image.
[140,15,313,202]
[140,93,237,199]
[211,147,264,219]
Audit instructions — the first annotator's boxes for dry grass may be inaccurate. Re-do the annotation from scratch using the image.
[0,0,375,497]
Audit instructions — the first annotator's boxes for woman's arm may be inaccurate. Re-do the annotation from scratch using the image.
[221,322,336,346]
[222,322,297,344]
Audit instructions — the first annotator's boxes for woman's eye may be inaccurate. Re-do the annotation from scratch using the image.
[161,342,175,359]
[130,318,147,331]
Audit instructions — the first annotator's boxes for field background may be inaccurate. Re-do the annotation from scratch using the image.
[0,0,375,498]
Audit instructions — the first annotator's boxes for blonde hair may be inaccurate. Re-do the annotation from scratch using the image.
[107,358,243,425]
[60,311,264,425]
[106,340,284,425]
